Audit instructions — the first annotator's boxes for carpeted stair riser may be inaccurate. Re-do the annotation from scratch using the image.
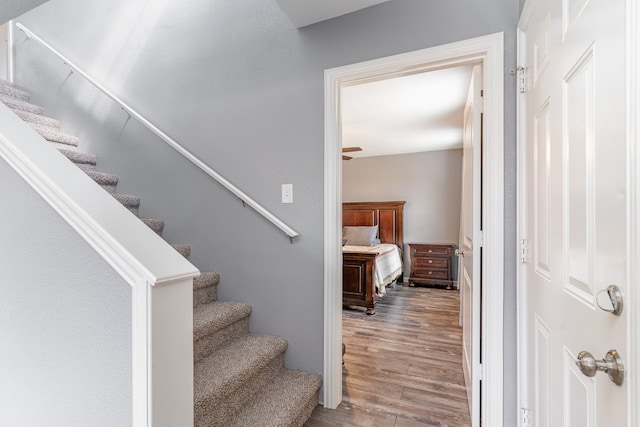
[0,83,29,102]
[142,218,164,236]
[12,109,61,129]
[201,358,284,427]
[111,193,140,216]
[195,317,249,364]
[193,272,219,307]
[2,81,322,427]
[194,334,288,427]
[193,302,251,363]
[171,243,191,259]
[197,356,285,427]
[0,94,44,115]
[227,369,322,427]
[85,170,119,193]
[57,148,97,169]
[292,386,322,427]
[75,163,96,173]
[29,122,80,147]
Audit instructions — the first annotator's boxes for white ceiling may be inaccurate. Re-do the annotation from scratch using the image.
[275,0,391,28]
[341,65,473,159]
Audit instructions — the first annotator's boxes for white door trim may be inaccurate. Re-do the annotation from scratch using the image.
[515,23,529,427]
[626,0,640,424]
[324,32,505,427]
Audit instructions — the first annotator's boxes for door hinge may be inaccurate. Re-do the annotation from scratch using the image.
[475,363,484,381]
[521,408,531,427]
[476,230,484,247]
[511,66,527,93]
[520,239,529,263]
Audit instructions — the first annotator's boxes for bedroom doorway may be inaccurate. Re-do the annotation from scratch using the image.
[324,33,505,427]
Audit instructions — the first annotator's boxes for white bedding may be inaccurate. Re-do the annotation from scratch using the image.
[342,243,403,294]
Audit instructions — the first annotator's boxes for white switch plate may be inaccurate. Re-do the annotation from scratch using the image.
[281,184,293,203]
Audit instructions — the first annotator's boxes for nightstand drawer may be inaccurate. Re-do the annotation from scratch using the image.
[415,257,448,268]
[411,245,452,257]
[412,268,449,280]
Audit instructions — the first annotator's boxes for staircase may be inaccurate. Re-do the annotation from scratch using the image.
[0,79,321,427]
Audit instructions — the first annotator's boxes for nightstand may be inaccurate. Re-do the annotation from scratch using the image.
[408,243,457,289]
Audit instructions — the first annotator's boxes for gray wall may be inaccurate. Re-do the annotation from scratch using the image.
[0,24,7,80]
[343,149,463,277]
[13,0,519,423]
[0,159,132,425]
[0,0,50,24]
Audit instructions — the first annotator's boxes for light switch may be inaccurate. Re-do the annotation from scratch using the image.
[281,184,293,204]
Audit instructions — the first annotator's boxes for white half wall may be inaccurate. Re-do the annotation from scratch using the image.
[0,158,132,425]
[342,149,462,276]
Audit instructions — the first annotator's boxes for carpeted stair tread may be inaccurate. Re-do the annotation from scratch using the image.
[193,301,252,342]
[171,243,191,258]
[11,109,60,128]
[85,170,118,193]
[193,272,220,307]
[58,148,97,168]
[112,193,140,215]
[227,369,322,427]
[0,83,29,101]
[194,333,288,404]
[28,122,80,146]
[194,272,220,291]
[142,218,164,236]
[0,94,44,114]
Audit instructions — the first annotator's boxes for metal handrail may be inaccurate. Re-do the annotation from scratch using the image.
[15,22,299,242]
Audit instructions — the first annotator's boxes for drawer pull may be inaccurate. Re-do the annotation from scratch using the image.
[428,271,433,275]
[428,260,433,264]
[428,249,433,253]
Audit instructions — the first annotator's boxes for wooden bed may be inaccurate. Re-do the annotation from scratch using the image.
[342,201,405,315]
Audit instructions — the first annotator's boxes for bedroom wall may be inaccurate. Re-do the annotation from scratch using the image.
[12,0,519,422]
[342,149,463,278]
[0,159,132,425]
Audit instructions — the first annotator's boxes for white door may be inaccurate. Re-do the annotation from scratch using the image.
[520,0,629,425]
[459,64,482,426]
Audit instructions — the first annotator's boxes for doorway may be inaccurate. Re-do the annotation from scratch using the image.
[324,32,505,427]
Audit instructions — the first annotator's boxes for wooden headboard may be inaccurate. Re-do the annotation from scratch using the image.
[342,201,406,254]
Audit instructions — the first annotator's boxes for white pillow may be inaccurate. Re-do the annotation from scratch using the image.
[343,225,379,246]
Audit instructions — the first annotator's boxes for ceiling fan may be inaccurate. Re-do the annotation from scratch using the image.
[342,146,362,160]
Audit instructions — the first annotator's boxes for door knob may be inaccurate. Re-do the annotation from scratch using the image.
[575,349,625,386]
[455,249,464,257]
[596,284,623,316]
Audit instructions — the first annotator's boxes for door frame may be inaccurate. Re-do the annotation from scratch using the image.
[324,32,505,427]
[516,1,640,425]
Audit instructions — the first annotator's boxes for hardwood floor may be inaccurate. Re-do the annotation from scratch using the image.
[305,284,471,427]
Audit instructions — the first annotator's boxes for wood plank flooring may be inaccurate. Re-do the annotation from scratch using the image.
[305,284,471,427]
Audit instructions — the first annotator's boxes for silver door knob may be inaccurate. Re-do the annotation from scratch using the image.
[575,350,625,386]
[596,284,623,316]
[455,249,464,257]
